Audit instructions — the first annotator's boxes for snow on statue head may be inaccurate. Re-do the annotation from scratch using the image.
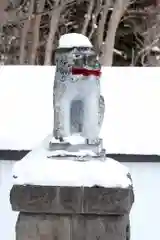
[51,33,105,157]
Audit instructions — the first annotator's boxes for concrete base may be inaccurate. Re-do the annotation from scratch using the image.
[10,185,134,214]
[10,137,134,240]
[16,213,129,240]
[10,184,134,240]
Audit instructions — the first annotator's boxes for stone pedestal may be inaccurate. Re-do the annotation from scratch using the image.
[10,184,134,240]
[10,136,134,240]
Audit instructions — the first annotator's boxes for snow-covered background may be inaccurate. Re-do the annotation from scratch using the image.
[0,66,160,154]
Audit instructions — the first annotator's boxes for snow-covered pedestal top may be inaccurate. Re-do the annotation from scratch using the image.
[10,135,134,215]
[12,135,131,188]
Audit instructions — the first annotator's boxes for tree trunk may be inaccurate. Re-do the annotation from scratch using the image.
[19,0,35,64]
[97,0,111,52]
[144,6,160,66]
[44,0,62,65]
[101,0,130,66]
[0,0,8,12]
[88,0,102,40]
[0,0,9,25]
[29,0,46,64]
[81,0,94,36]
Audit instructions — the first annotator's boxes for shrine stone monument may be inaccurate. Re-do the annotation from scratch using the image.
[10,33,134,240]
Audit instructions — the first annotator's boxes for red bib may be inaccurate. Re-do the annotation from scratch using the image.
[71,67,101,77]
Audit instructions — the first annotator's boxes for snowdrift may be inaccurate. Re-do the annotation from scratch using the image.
[0,66,160,155]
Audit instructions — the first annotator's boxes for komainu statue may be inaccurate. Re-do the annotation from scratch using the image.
[49,33,105,159]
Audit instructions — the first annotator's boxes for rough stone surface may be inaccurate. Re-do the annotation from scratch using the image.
[16,213,129,240]
[83,187,134,214]
[10,185,134,215]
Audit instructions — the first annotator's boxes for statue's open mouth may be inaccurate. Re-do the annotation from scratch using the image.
[71,67,101,77]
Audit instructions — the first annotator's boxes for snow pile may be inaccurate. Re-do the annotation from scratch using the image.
[58,33,93,48]
[49,135,98,157]
[51,134,85,145]
[47,149,96,157]
[49,135,98,156]
[12,136,131,188]
[64,134,86,145]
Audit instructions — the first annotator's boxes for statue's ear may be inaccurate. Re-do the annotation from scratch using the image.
[54,52,60,64]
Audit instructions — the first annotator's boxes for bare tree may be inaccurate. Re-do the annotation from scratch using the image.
[44,0,63,65]
[97,0,111,52]
[142,4,160,66]
[1,0,157,66]
[19,0,35,64]
[29,0,46,64]
[81,0,95,36]
[0,0,9,24]
[88,0,102,40]
[101,0,131,66]
[0,0,9,11]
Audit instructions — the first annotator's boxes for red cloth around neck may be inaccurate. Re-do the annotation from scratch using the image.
[71,67,101,77]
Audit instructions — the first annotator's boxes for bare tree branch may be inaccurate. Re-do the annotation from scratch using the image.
[81,0,94,35]
[88,0,102,40]
[19,0,35,64]
[101,0,130,66]
[44,0,62,65]
[97,0,111,52]
[29,0,46,64]
[0,0,9,25]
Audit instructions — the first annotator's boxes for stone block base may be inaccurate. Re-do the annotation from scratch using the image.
[10,148,134,240]
[16,213,130,240]
[10,185,134,215]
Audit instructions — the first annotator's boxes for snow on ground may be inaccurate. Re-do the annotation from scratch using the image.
[13,157,130,188]
[1,160,160,240]
[0,66,160,154]
[0,161,18,240]
[12,136,131,188]
[125,162,160,240]
[51,134,86,145]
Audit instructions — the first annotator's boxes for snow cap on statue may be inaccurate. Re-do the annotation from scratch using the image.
[58,33,93,48]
